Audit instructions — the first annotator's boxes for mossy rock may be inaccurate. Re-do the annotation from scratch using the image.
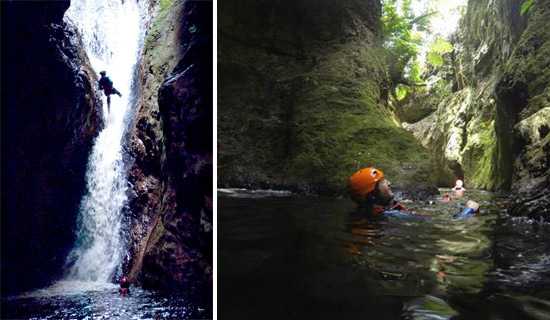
[218,0,437,196]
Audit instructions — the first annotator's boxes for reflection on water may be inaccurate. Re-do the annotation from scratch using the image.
[220,189,550,319]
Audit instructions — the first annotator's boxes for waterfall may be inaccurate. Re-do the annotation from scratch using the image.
[63,0,148,283]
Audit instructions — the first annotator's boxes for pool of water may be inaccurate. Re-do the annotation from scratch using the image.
[2,281,210,319]
[219,189,550,319]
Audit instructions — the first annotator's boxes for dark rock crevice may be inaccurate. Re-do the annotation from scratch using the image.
[494,77,528,191]
[1,0,102,293]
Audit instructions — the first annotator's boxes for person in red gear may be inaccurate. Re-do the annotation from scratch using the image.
[348,167,407,216]
[119,276,130,296]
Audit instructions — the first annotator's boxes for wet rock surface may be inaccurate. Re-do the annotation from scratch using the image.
[125,0,183,276]
[126,0,212,302]
[1,1,102,293]
[501,2,550,219]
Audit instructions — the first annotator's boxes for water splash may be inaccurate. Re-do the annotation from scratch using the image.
[63,0,147,283]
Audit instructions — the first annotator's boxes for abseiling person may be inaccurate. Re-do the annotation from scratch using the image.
[97,70,122,111]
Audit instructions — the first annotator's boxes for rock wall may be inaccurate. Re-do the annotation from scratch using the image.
[126,0,212,301]
[218,0,437,196]
[405,0,527,189]
[1,1,102,293]
[502,1,550,219]
[405,0,549,218]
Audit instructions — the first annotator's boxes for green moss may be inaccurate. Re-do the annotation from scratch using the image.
[218,2,437,194]
[286,70,434,192]
[468,121,497,189]
[159,0,173,12]
[144,0,175,53]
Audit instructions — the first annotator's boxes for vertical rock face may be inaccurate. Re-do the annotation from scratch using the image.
[501,2,550,219]
[1,1,102,293]
[127,0,212,300]
[219,0,437,196]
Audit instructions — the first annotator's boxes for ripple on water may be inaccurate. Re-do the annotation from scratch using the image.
[403,295,458,320]
[219,189,550,319]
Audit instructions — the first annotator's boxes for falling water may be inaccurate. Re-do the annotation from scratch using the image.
[63,0,147,283]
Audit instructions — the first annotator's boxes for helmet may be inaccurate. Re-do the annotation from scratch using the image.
[100,71,106,76]
[348,167,384,203]
[455,179,463,188]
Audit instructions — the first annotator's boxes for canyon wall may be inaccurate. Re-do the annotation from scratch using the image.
[218,0,438,196]
[126,0,213,299]
[1,1,102,292]
[405,0,549,218]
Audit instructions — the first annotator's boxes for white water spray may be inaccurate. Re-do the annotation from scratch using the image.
[63,0,147,283]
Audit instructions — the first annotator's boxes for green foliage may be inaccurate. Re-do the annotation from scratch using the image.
[395,84,409,101]
[407,57,423,83]
[382,0,431,83]
[520,0,535,16]
[427,37,453,67]
[427,52,444,66]
[382,0,444,102]
[430,37,453,54]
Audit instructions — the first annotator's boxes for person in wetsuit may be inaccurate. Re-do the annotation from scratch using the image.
[98,70,122,110]
[453,199,480,219]
[348,167,408,217]
[348,167,480,219]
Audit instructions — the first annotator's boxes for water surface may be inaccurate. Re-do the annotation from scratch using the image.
[2,281,209,320]
[219,189,550,319]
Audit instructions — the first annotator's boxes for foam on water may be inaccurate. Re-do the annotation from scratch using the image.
[218,188,293,198]
[19,281,118,298]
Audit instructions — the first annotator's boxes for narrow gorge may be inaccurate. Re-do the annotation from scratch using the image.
[219,0,437,197]
[219,0,549,219]
[218,0,550,318]
[403,0,549,220]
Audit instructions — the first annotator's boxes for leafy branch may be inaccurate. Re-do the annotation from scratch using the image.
[520,0,535,16]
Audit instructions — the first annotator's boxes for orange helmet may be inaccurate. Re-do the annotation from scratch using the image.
[348,167,384,203]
